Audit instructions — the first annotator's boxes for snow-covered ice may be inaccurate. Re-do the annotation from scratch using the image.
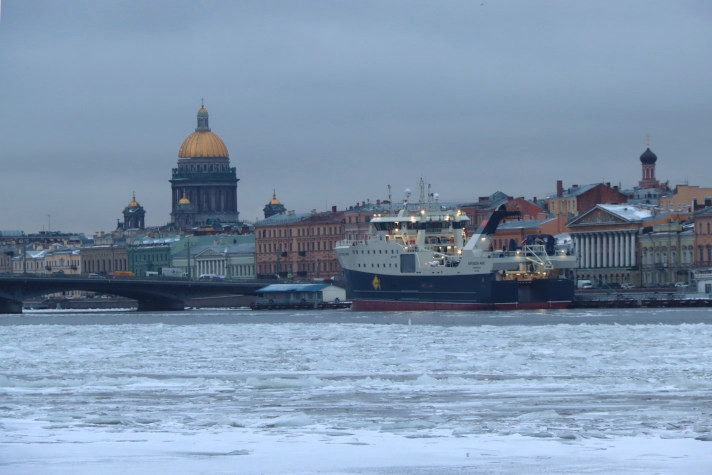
[1,307,711,474]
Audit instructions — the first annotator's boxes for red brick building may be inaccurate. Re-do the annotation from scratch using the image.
[460,192,546,234]
[547,181,628,219]
[254,209,345,280]
[693,207,712,268]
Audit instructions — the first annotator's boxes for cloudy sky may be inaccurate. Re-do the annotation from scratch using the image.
[1,1,711,234]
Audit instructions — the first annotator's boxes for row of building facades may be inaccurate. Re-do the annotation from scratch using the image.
[4,183,712,289]
[3,102,712,289]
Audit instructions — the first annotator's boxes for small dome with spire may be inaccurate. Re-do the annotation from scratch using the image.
[128,192,140,208]
[640,135,658,165]
[178,191,191,205]
[640,147,657,165]
[263,189,287,218]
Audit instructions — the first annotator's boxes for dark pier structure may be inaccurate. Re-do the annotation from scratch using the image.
[571,290,712,309]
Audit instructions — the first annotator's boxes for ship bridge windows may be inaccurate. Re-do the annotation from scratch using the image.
[426,236,454,245]
[423,221,445,231]
[374,222,398,231]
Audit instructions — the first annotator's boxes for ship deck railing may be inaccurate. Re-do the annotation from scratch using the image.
[336,238,417,250]
[336,239,370,247]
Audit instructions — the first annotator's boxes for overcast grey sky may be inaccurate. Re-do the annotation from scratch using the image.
[1,1,711,234]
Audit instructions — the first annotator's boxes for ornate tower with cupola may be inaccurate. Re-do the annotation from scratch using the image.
[263,190,287,218]
[122,192,145,229]
[638,136,659,189]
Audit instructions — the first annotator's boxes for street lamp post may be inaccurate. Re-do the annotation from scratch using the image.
[186,239,191,280]
[23,236,27,276]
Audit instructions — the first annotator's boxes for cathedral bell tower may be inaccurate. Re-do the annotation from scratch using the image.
[638,136,659,189]
[122,192,145,229]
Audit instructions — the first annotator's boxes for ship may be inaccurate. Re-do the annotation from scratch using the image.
[334,181,576,311]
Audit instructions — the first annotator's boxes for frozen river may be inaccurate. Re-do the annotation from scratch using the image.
[1,307,711,474]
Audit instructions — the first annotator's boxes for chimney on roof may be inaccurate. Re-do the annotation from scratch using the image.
[332,205,337,212]
[606,182,611,188]
[376,199,381,205]
[556,180,563,197]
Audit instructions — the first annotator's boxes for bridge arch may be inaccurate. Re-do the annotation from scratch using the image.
[0,276,263,314]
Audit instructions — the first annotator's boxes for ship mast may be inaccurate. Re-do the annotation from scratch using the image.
[418,177,426,210]
[388,184,392,214]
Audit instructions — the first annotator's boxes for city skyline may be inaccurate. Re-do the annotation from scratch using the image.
[2,1,712,234]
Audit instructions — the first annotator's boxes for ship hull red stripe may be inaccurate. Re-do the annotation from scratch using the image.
[493,301,571,310]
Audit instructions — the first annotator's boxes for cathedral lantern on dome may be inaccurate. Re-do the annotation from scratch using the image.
[170,101,240,230]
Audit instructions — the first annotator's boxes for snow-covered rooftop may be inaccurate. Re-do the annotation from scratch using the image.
[598,203,653,221]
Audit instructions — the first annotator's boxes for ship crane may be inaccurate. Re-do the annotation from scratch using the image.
[522,244,554,271]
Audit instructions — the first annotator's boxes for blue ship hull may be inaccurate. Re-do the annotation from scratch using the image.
[343,269,574,311]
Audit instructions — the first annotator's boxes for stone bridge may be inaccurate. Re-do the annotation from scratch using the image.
[0,275,266,313]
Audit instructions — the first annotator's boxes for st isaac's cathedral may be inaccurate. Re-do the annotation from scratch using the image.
[170,103,239,229]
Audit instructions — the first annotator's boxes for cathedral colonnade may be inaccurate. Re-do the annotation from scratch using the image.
[195,257,227,277]
[572,231,637,269]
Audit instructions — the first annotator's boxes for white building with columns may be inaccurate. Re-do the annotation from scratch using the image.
[171,234,255,280]
[567,204,653,287]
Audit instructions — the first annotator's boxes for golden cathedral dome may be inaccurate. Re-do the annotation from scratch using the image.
[178,102,229,158]
[269,190,281,205]
[178,132,229,158]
